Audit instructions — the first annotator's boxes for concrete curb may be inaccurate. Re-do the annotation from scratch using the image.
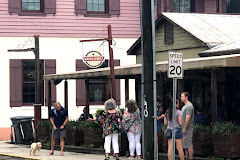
[0,153,47,160]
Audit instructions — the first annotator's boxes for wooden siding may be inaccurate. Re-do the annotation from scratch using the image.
[136,22,208,63]
[155,23,204,52]
[0,0,140,38]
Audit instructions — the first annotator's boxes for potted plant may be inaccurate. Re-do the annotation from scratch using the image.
[65,121,77,145]
[193,124,213,156]
[212,122,240,159]
[82,120,103,148]
[75,120,84,146]
[37,120,51,141]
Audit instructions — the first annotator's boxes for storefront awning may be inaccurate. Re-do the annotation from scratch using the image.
[43,54,240,80]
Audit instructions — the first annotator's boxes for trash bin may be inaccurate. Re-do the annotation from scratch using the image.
[10,116,34,144]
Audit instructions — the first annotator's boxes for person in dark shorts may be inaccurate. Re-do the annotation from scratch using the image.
[48,102,68,156]
[164,100,184,160]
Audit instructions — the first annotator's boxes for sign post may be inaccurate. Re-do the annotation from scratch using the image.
[168,51,183,160]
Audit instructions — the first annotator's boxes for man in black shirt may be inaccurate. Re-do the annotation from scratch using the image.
[48,102,68,156]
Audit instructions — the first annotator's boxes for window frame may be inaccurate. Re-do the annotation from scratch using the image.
[87,61,108,105]
[86,0,109,14]
[21,0,44,13]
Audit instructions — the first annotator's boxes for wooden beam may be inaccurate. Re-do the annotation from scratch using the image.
[85,79,90,117]
[211,69,218,123]
[125,79,129,101]
[64,80,68,110]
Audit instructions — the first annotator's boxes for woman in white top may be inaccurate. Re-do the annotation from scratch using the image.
[164,100,184,160]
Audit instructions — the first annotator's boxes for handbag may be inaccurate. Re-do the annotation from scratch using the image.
[117,110,125,133]
[164,128,171,139]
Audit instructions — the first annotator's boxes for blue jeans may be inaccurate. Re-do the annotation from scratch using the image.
[167,127,183,139]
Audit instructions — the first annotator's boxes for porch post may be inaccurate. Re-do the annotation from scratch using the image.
[64,80,68,110]
[211,69,218,123]
[85,79,90,117]
[135,75,141,108]
[125,78,129,101]
[48,80,51,120]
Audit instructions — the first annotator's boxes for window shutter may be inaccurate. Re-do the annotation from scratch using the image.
[8,0,21,14]
[109,0,120,15]
[157,0,162,17]
[195,0,204,12]
[44,0,56,14]
[114,60,121,105]
[164,22,173,44]
[44,60,56,106]
[75,0,87,15]
[169,0,174,12]
[10,59,22,107]
[221,0,226,13]
[76,60,87,106]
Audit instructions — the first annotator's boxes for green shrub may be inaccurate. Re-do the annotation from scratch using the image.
[37,120,51,128]
[212,121,240,135]
[95,109,105,118]
[66,121,77,129]
[194,124,211,133]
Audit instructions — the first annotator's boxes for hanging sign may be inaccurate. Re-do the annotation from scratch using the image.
[83,51,105,68]
[168,51,183,79]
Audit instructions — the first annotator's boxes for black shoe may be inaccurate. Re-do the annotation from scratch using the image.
[104,156,110,160]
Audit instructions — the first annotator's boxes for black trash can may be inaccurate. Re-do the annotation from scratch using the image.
[10,116,34,144]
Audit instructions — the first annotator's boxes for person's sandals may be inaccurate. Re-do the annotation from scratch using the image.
[60,153,64,156]
[115,156,120,160]
[128,157,134,160]
[47,152,54,156]
[104,156,110,160]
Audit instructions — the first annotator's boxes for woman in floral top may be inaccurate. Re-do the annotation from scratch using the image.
[122,99,142,159]
[89,98,120,160]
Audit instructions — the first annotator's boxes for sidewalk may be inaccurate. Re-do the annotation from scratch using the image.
[0,141,130,160]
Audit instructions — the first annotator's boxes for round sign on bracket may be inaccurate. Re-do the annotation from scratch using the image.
[83,51,105,68]
[168,51,183,79]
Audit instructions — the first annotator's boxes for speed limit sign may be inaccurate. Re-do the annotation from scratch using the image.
[168,51,183,79]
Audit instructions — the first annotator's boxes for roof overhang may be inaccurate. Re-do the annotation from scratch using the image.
[43,54,240,80]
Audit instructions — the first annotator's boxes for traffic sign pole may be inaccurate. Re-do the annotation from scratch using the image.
[168,51,183,160]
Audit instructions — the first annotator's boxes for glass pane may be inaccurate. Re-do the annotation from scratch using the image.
[87,0,93,4]
[89,83,105,102]
[93,0,98,4]
[92,4,98,11]
[28,3,35,10]
[99,0,104,5]
[22,3,28,10]
[99,4,104,11]
[35,3,40,10]
[22,0,28,2]
[87,4,93,11]
[23,83,35,103]
[23,61,35,82]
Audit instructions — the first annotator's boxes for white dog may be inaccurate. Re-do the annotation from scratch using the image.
[30,142,42,156]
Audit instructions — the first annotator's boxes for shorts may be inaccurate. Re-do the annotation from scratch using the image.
[183,131,193,149]
[52,128,66,138]
[167,128,183,140]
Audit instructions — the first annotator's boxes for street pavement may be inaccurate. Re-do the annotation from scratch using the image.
[0,141,130,160]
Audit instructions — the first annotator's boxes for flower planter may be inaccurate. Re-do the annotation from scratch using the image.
[37,126,50,141]
[75,127,84,146]
[65,127,76,145]
[84,129,104,148]
[193,132,213,156]
[213,133,240,158]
